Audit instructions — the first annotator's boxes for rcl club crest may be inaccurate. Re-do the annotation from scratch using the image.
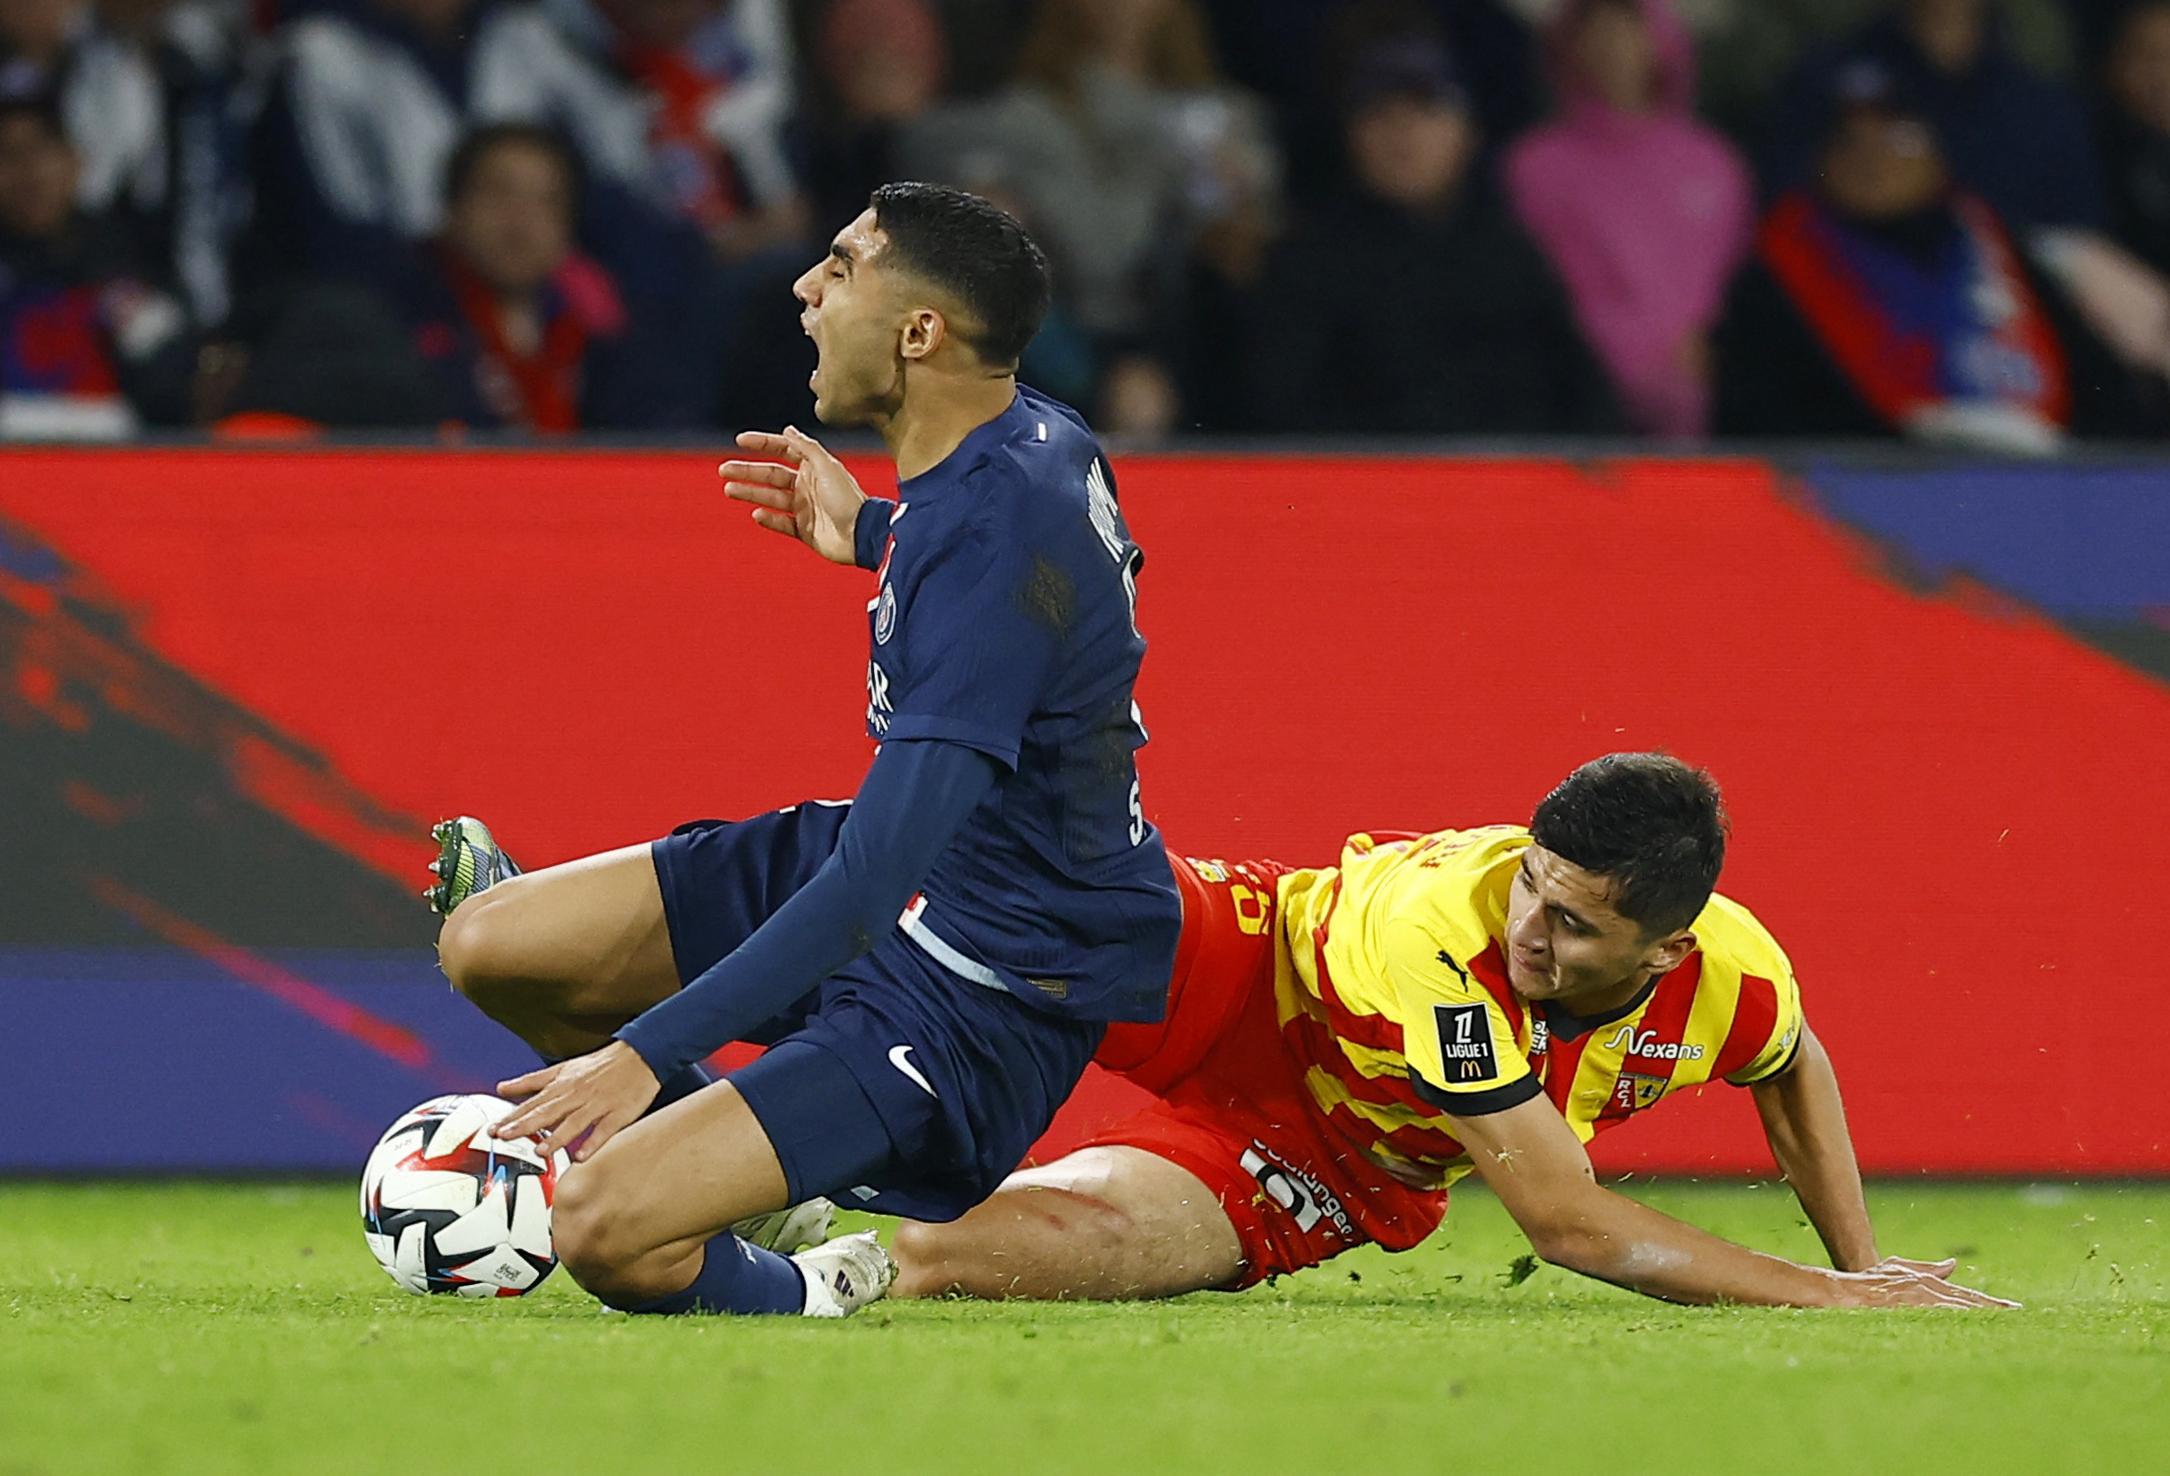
[1600,1022,1693,1113]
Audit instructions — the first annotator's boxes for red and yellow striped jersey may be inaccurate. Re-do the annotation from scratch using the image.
[1274,828,1802,1189]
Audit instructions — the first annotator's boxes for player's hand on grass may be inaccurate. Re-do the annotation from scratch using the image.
[494,1041,659,1163]
[1826,1256,2019,1309]
[722,427,866,565]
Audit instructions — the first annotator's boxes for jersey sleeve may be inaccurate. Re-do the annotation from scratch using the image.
[1379,916,1542,1116]
[854,497,897,570]
[881,515,1061,768]
[1722,967,1806,1085]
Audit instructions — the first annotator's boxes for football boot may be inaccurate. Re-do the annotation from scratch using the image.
[793,1230,896,1317]
[425,816,522,915]
[733,1198,839,1257]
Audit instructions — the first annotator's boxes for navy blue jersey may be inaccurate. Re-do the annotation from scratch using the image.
[853,386,1177,1023]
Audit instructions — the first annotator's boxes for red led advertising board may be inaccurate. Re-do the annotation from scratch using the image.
[2,449,2163,1174]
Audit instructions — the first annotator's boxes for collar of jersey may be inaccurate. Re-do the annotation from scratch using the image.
[1538,978,1660,1043]
[896,389,1025,494]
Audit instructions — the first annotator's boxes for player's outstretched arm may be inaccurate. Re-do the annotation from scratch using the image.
[1448,1094,2018,1309]
[721,427,869,565]
[496,740,1000,1160]
[1748,1024,1879,1272]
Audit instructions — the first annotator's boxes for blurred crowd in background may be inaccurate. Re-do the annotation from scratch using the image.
[7,0,2170,451]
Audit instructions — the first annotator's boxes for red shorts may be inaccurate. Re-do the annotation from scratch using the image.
[1083,857,1449,1289]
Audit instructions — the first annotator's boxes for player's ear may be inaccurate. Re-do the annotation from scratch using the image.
[1644,928,1695,975]
[899,306,945,362]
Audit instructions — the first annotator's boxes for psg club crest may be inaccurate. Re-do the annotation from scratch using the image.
[874,583,897,644]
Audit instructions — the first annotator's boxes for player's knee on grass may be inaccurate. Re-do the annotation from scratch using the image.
[550,1163,677,1305]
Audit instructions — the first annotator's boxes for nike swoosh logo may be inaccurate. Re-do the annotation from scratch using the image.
[888,1045,936,1097]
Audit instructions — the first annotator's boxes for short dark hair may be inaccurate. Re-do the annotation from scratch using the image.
[443,123,583,213]
[0,89,67,144]
[1529,753,1727,937]
[868,181,1051,368]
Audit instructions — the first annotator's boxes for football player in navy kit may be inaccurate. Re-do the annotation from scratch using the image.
[427,183,1180,1318]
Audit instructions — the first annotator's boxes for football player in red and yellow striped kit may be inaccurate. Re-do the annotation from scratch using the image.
[890,754,2011,1309]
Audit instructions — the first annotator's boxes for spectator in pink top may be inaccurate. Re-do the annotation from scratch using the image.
[1504,0,1750,439]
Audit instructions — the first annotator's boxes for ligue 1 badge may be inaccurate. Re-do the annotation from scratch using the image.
[874,583,897,644]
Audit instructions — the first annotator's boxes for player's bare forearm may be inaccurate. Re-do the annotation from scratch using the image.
[1458,1106,1846,1306]
[1522,1192,2015,1308]
[1449,1095,2013,1309]
[1750,1026,1879,1271]
[1510,1175,1855,1307]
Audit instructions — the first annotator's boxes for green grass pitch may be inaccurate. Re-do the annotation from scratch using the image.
[2,1180,2163,1476]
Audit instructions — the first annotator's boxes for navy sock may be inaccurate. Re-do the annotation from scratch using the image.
[621,1233,806,1317]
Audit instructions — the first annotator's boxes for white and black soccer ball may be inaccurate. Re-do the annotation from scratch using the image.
[359,1093,566,1298]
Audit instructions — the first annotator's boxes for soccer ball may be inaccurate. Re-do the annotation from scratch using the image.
[359,1093,566,1297]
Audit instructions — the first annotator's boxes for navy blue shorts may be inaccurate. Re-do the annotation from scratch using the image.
[651,805,1103,1222]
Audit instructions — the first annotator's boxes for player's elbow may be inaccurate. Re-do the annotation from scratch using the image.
[1520,1208,1688,1289]
[1516,1213,1579,1268]
[805,857,907,968]
[1514,1204,1617,1278]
